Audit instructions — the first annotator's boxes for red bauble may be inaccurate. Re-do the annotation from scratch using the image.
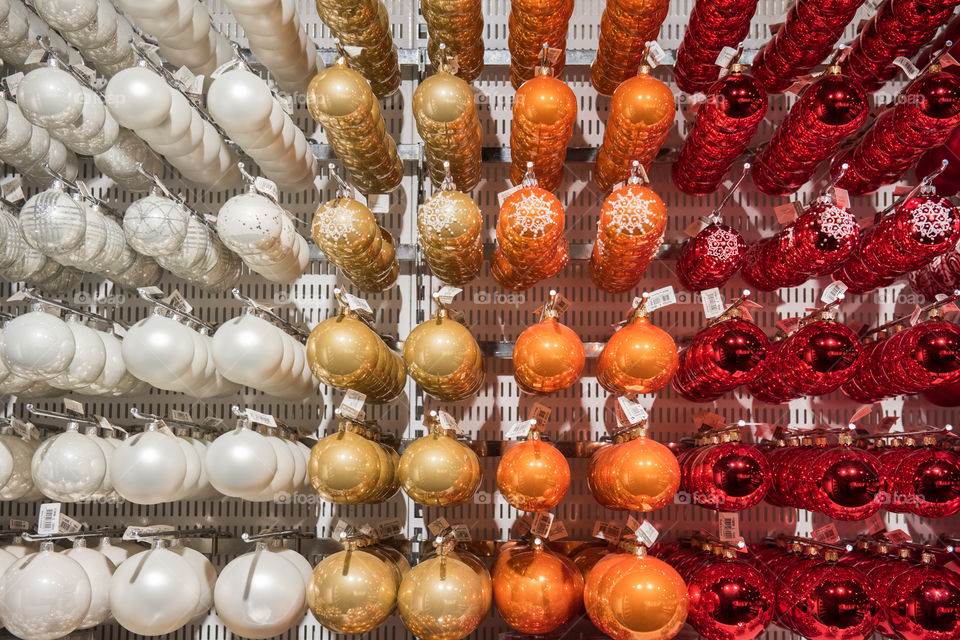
[686,555,775,640]
[674,318,770,402]
[894,446,960,518]
[801,442,883,521]
[788,559,879,640]
[886,563,960,640]
[676,223,747,291]
[682,439,771,511]
[777,320,862,396]
[923,378,960,406]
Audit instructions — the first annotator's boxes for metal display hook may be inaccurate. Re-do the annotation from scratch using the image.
[708,162,750,223]
[129,407,219,434]
[136,287,216,332]
[25,404,98,430]
[12,287,123,331]
[21,527,127,543]
[863,290,960,339]
[231,406,297,436]
[231,288,309,339]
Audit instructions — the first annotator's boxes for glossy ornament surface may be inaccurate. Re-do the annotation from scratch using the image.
[307,547,397,634]
[513,316,585,394]
[496,429,570,512]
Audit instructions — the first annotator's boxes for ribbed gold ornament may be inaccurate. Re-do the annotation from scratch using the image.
[403,304,485,401]
[421,0,484,82]
[418,166,483,285]
[314,0,400,98]
[308,418,400,503]
[307,57,403,195]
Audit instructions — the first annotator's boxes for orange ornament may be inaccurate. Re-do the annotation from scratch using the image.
[585,547,689,640]
[594,67,675,192]
[597,303,678,394]
[508,0,574,88]
[590,166,668,293]
[569,542,614,582]
[512,301,585,395]
[496,428,570,511]
[591,0,670,96]
[588,427,680,511]
[492,538,584,634]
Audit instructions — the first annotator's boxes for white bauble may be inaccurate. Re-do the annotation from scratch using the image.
[110,429,187,504]
[19,185,87,255]
[122,194,190,256]
[211,314,286,385]
[49,317,106,390]
[0,547,16,575]
[30,429,107,502]
[248,434,296,501]
[173,436,202,500]
[216,192,284,253]
[170,543,216,620]
[33,0,99,31]
[0,434,37,500]
[0,433,14,488]
[0,546,92,640]
[110,545,200,636]
[121,315,196,387]
[16,66,84,128]
[66,0,118,48]
[214,546,307,639]
[205,427,277,497]
[96,538,142,566]
[285,438,306,493]
[207,69,274,134]
[1,311,76,380]
[63,541,115,628]
[104,66,172,129]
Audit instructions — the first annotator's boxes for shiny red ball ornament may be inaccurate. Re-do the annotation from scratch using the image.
[893,443,960,518]
[673,1,759,95]
[800,439,883,521]
[787,555,879,640]
[922,377,960,406]
[680,437,771,511]
[674,317,769,402]
[686,552,775,640]
[676,223,747,291]
[886,559,960,640]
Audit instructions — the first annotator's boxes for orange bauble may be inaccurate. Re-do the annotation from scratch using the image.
[585,548,689,640]
[597,310,678,394]
[513,316,585,394]
[496,429,570,511]
[492,539,584,634]
[588,429,680,511]
[493,182,568,290]
[569,542,614,582]
[510,67,577,192]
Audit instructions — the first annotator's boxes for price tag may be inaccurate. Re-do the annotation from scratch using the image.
[910,305,923,326]
[821,281,848,304]
[37,503,61,535]
[5,290,27,302]
[892,56,920,79]
[529,403,551,426]
[158,423,177,438]
[884,529,912,544]
[935,293,960,313]
[170,410,193,423]
[112,322,127,337]
[0,176,23,203]
[63,398,84,416]
[645,41,667,67]
[785,77,813,94]
[513,515,533,536]
[637,520,660,546]
[832,187,850,209]
[9,519,29,531]
[692,410,726,430]
[530,512,554,538]
[59,513,82,535]
[341,44,365,56]
[774,201,802,224]
[436,409,462,433]
[173,66,197,91]
[877,416,899,432]
[544,47,563,65]
[339,390,366,420]
[74,65,96,83]
[847,404,874,425]
[278,94,294,115]
[644,286,676,311]
[864,512,886,535]
[139,285,164,297]
[436,286,462,305]
[497,184,523,207]
[5,72,23,97]
[376,519,403,538]
[254,177,280,202]
[202,416,224,429]
[505,419,535,439]
[331,519,353,540]
[701,287,725,319]
[776,316,800,334]
[340,292,374,318]
[122,524,175,541]
[551,292,571,314]
[357,523,376,537]
[718,512,740,542]
[616,396,648,427]
[684,217,708,237]
[715,46,738,68]
[427,516,451,537]
[451,524,471,541]
[245,409,278,428]
[811,523,840,543]
[162,289,193,314]
[940,52,960,69]
[546,521,568,540]
[592,521,622,543]
[10,416,37,440]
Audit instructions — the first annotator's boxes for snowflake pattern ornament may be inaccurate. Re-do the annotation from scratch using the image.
[816,205,857,241]
[898,194,959,246]
[677,223,746,292]
[418,186,483,286]
[493,185,567,290]
[706,227,743,260]
[591,183,667,294]
[603,187,657,234]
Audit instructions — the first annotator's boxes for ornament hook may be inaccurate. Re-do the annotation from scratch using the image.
[710,162,750,220]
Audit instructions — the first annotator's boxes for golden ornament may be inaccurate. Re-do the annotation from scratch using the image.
[307,544,398,634]
[397,550,489,640]
[421,0,484,82]
[308,418,399,503]
[314,0,400,98]
[417,179,483,285]
[403,305,485,402]
[398,413,481,506]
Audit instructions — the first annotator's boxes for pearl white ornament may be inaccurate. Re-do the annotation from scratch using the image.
[205,426,278,497]
[96,538,142,566]
[104,66,172,129]
[121,314,197,388]
[173,435,202,500]
[0,547,16,575]
[0,434,14,488]
[16,66,84,128]
[207,69,274,134]
[33,0,99,31]
[1,311,76,379]
[0,434,35,500]
[110,543,201,636]
[214,544,307,639]
[110,428,187,504]
[30,428,107,502]
[18,185,87,255]
[0,545,92,640]
[49,317,106,390]
[63,540,115,629]
[122,194,190,256]
[170,543,216,620]
[211,314,287,385]
[247,434,296,501]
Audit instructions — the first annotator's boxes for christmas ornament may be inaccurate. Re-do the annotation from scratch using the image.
[307,57,403,195]
[413,60,482,191]
[492,537,584,634]
[916,124,960,196]
[892,437,960,518]
[570,542,614,582]
[594,65,675,191]
[398,412,481,506]
[673,66,766,195]
[308,417,399,503]
[886,553,960,640]
[512,292,584,394]
[685,548,774,640]
[589,425,681,511]
[417,168,484,285]
[585,545,689,640]
[403,300,485,402]
[306,294,407,403]
[511,53,577,192]
[307,541,398,634]
[492,165,568,290]
[681,431,770,511]
[421,0,484,82]
[751,64,868,195]
[496,424,570,512]
[590,162,667,293]
[800,435,883,521]
[922,378,960,406]
[785,551,879,640]
[598,299,678,395]
[674,2,759,94]
[677,222,747,291]
[508,0,574,88]
[314,0,400,97]
[909,241,960,301]
[591,0,669,95]
[751,0,863,92]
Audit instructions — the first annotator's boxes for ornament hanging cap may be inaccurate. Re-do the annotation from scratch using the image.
[639,44,653,74]
[537,43,553,77]
[439,161,455,192]
[521,161,538,188]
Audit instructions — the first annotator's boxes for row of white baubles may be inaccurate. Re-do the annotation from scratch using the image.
[0,537,313,640]
[0,311,145,396]
[32,0,138,77]
[0,0,71,71]
[0,98,77,186]
[2,418,310,503]
[0,206,86,294]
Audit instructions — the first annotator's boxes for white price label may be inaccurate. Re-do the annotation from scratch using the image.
[811,522,839,543]
[551,292,571,314]
[340,292,374,316]
[548,521,568,540]
[331,519,353,540]
[59,513,82,535]
[139,286,164,297]
[63,398,84,416]
[832,187,850,209]
[715,46,738,68]
[637,520,659,546]
[427,517,451,537]
[505,419,535,439]
[616,396,648,427]
[122,525,175,541]
[10,417,37,440]
[111,322,127,337]
[341,44,364,56]
[170,410,193,423]
[644,286,676,311]
[173,66,197,91]
[5,72,23,97]
[162,289,193,314]
[9,519,29,531]
[718,513,740,542]
[701,287,725,319]
[530,512,554,538]
[592,521,622,542]
[376,519,403,538]
[497,184,523,207]
[646,41,667,67]
[892,56,920,79]
[254,177,280,202]
[436,409,461,433]
[339,390,366,420]
[452,524,471,541]
[37,503,61,535]
[0,176,23,203]
[245,409,277,428]
[357,523,376,537]
[821,281,848,304]
[201,416,224,429]
[436,286,462,305]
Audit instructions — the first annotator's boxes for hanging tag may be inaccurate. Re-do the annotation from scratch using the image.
[718,512,740,542]
[10,416,37,440]
[864,512,886,535]
[940,52,960,69]
[376,519,403,538]
[701,287,725,319]
[692,410,726,430]
[162,289,193,314]
[548,521,568,540]
[530,512,554,538]
[644,286,676,311]
[616,396,648,427]
[774,201,801,224]
[63,398,84,416]
[436,286,462,305]
[340,292,374,319]
[37,503,61,534]
[892,57,920,79]
[111,322,127,337]
[832,187,850,209]
[505,419,535,439]
[645,41,667,67]
[714,46,738,68]
[122,524,175,541]
[170,409,193,423]
[513,515,533,537]
[451,524,471,541]
[545,47,563,65]
[341,44,364,57]
[551,292,571,314]
[74,64,96,82]
[847,404,874,425]
[202,416,224,429]
[59,513,82,536]
[139,42,164,67]
[883,529,912,544]
[9,519,29,531]
[775,316,800,334]
[338,390,366,420]
[173,66,197,91]
[245,409,277,428]
[497,184,524,207]
[5,290,28,302]
[139,285,164,297]
[876,416,899,432]
[811,522,840,543]
[0,176,23,203]
[158,423,177,438]
[592,521,622,542]
[436,409,462,433]
[529,403,551,426]
[427,516,451,537]
[5,72,23,97]
[636,520,660,546]
[892,184,913,197]
[935,293,960,313]
[357,523,376,538]
[253,177,280,202]
[785,76,813,94]
[331,519,353,540]
[910,305,923,326]
[821,281,848,303]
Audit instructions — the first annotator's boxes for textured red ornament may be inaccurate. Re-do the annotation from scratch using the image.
[893,444,960,517]
[909,242,960,301]
[885,562,960,640]
[673,0,760,95]
[922,377,960,405]
[677,223,748,291]
[673,318,769,401]
[751,68,868,195]
[800,441,883,520]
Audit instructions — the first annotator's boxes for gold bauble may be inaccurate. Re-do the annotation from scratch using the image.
[366,544,411,584]
[402,311,485,401]
[597,314,678,394]
[512,316,585,394]
[307,548,398,634]
[307,59,372,121]
[496,430,570,512]
[308,427,383,503]
[397,554,488,640]
[398,425,481,506]
[450,551,492,616]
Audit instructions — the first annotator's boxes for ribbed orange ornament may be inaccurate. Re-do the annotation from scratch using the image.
[591,0,670,96]
[588,427,680,511]
[508,0,574,88]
